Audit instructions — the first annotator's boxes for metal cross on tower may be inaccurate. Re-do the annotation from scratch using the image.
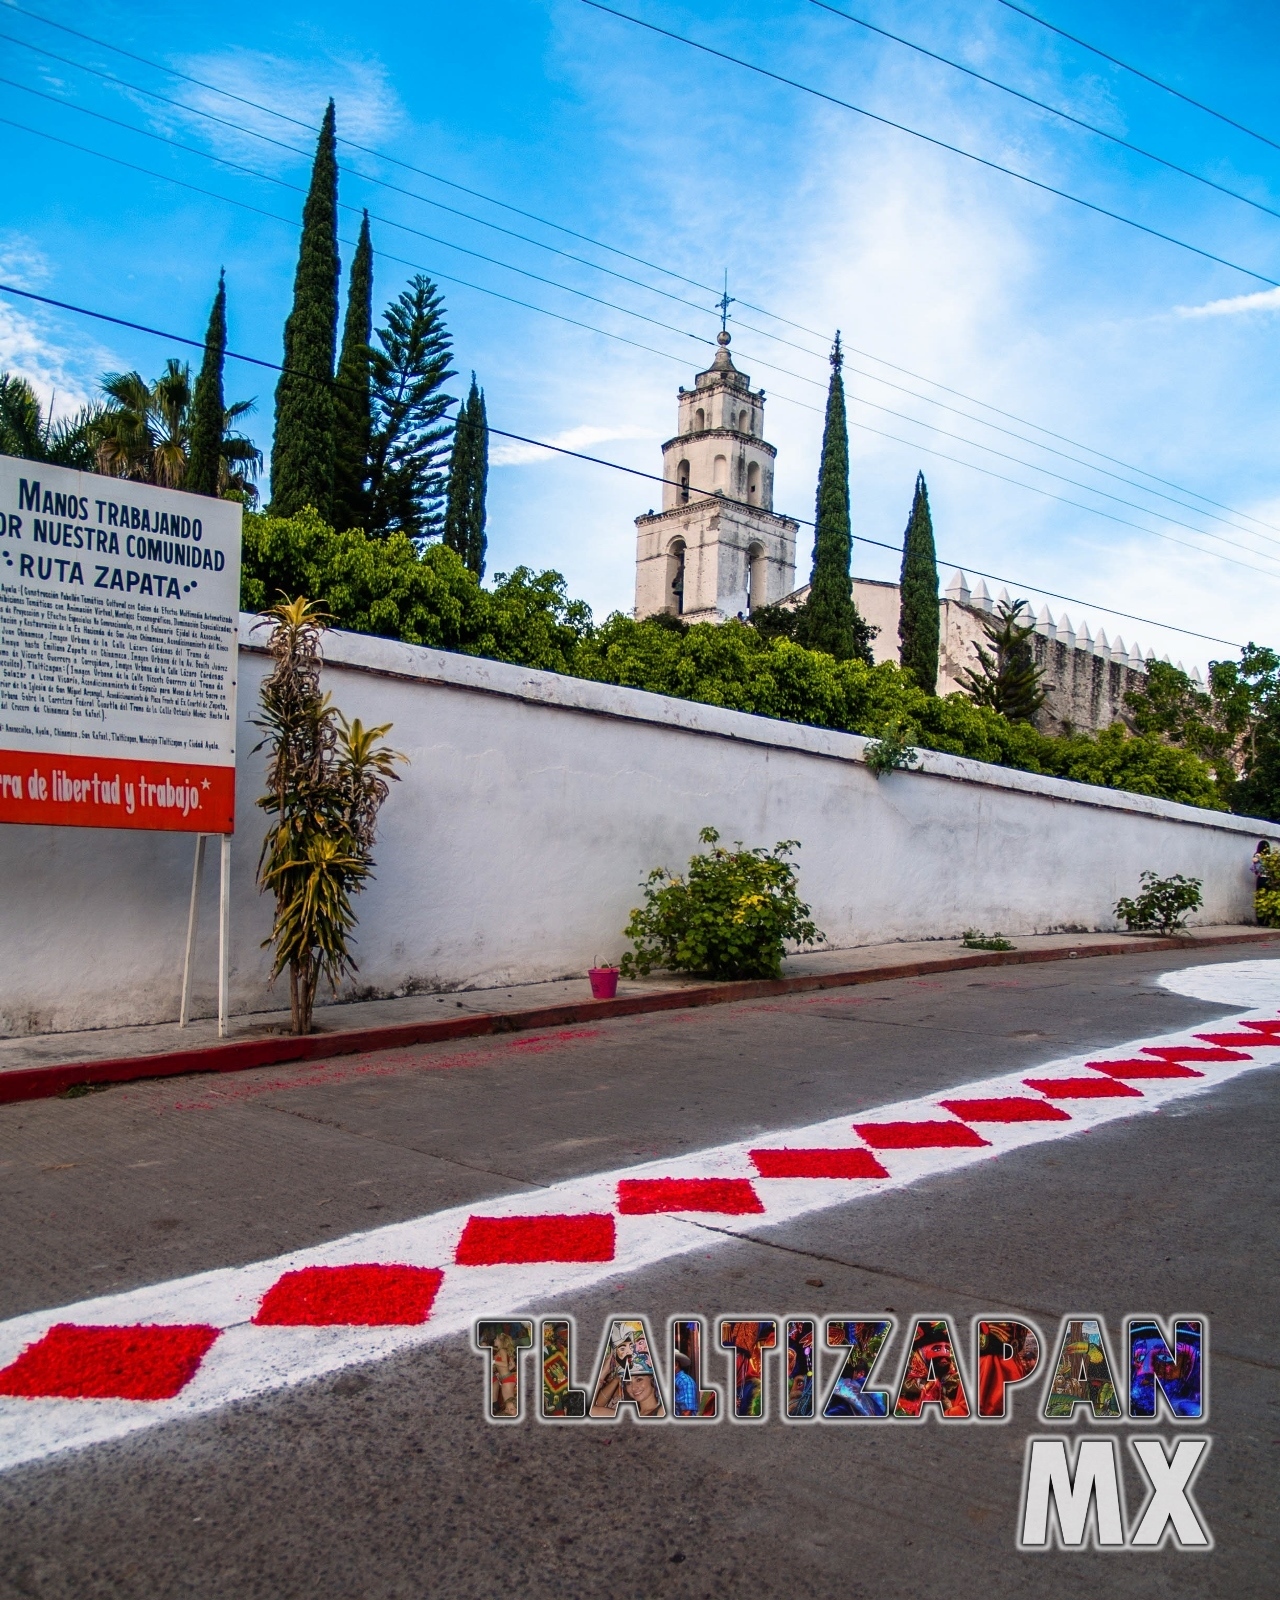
[717,271,734,333]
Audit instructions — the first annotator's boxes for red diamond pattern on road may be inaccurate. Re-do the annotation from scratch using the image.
[617,1177,765,1215]
[253,1265,444,1327]
[1194,1032,1273,1047]
[938,1097,1071,1123]
[1024,1076,1144,1099]
[853,1121,990,1150]
[1086,1058,1204,1079]
[750,1148,890,1180]
[1239,1019,1280,1035]
[454,1213,616,1266]
[1141,1045,1250,1063]
[0,1323,219,1401]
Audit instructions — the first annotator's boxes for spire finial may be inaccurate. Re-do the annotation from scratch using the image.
[717,269,734,335]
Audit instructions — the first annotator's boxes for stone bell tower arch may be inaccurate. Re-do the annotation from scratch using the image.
[634,331,798,621]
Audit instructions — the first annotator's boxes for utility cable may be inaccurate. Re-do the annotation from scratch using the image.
[0,279,1247,649]
[811,0,1280,223]
[580,0,1280,289]
[996,0,1280,155]
[6,88,1274,569]
[5,5,1273,539]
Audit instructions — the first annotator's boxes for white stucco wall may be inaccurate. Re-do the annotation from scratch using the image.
[2,618,1276,1036]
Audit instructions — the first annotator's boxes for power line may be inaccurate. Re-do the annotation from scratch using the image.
[811,0,1280,223]
[0,279,1245,650]
[8,83,1277,573]
[580,0,1280,289]
[996,0,1280,156]
[5,105,1277,585]
[7,4,1274,542]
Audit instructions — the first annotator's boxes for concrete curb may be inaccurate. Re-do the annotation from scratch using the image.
[4,930,1279,1106]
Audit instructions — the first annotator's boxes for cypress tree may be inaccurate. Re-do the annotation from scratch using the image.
[270,100,340,521]
[443,375,488,577]
[186,272,226,497]
[796,333,874,663]
[898,471,940,692]
[332,211,373,531]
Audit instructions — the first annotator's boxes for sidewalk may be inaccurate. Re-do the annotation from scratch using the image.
[1,925,1276,1104]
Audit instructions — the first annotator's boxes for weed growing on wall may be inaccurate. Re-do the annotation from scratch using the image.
[619,828,824,981]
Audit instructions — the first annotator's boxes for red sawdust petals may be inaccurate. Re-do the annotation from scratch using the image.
[939,1097,1071,1123]
[0,1323,218,1401]
[1024,1076,1143,1099]
[616,1177,765,1215]
[1086,1058,1203,1079]
[455,1213,616,1266]
[853,1121,990,1149]
[253,1265,444,1327]
[1193,1032,1270,1047]
[750,1147,890,1180]
[1141,1045,1248,1063]
[1239,1018,1280,1035]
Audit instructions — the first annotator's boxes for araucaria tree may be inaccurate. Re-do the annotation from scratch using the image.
[961,598,1047,722]
[255,597,404,1035]
[443,373,488,576]
[332,212,374,531]
[186,272,228,497]
[368,274,456,541]
[898,471,939,692]
[270,101,340,521]
[795,334,874,664]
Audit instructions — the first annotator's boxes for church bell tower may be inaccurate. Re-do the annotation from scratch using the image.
[634,331,798,621]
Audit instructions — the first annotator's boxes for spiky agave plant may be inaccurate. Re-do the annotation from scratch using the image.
[254,596,404,1033]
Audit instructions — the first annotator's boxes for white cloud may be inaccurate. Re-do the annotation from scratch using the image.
[0,236,110,418]
[138,48,403,170]
[1175,287,1280,319]
[491,425,656,468]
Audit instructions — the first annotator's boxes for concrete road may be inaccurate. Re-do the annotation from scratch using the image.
[0,948,1276,1597]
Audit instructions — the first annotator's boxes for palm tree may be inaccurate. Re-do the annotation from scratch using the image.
[95,359,262,500]
[0,374,102,468]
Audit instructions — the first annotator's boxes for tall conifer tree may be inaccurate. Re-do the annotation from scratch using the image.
[796,334,873,663]
[367,275,455,541]
[443,375,488,577]
[186,271,226,497]
[898,471,940,692]
[332,212,373,531]
[270,100,339,520]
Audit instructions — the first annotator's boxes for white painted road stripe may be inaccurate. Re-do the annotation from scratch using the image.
[1,960,1276,1472]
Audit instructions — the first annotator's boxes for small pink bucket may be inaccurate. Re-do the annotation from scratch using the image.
[588,967,620,1000]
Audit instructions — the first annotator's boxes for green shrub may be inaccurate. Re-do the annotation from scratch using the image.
[1114,871,1204,935]
[961,929,1014,951]
[240,516,1226,814]
[619,827,824,980]
[1256,888,1280,928]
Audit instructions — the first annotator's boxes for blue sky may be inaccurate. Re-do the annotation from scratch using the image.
[2,0,1279,671]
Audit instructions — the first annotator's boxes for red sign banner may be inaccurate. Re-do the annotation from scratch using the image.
[0,750,235,833]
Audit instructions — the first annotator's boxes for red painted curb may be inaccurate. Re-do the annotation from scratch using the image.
[4,930,1278,1106]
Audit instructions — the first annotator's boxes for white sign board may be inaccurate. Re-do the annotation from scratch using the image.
[0,455,242,833]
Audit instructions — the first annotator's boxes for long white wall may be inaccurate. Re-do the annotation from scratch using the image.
[3,619,1277,1036]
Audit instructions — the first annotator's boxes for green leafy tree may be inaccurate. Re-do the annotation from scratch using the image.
[270,100,340,521]
[368,274,456,542]
[95,359,261,496]
[332,212,374,532]
[793,334,874,664]
[443,374,488,576]
[254,596,404,1034]
[0,374,101,467]
[619,827,824,980]
[898,471,939,692]
[186,271,228,498]
[961,598,1047,722]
